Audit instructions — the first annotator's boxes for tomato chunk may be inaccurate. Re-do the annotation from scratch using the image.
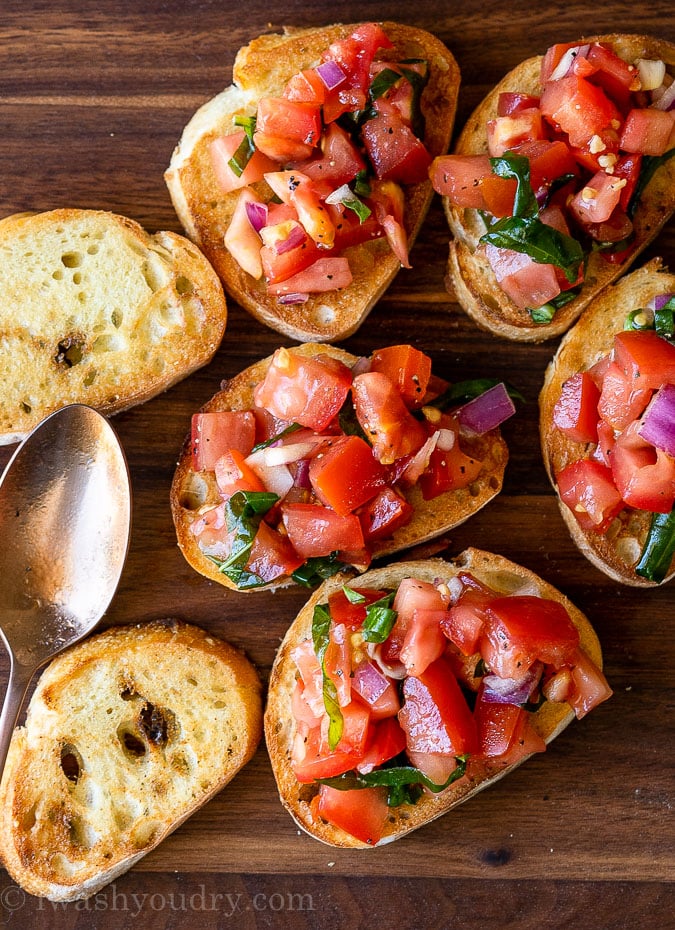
[552,371,601,443]
[556,458,623,534]
[281,503,364,558]
[567,648,613,719]
[191,410,256,471]
[361,103,432,183]
[429,154,492,208]
[311,784,389,845]
[359,487,413,542]
[474,689,525,759]
[209,132,276,194]
[620,108,675,156]
[256,97,322,148]
[597,360,652,431]
[369,345,433,408]
[247,521,305,583]
[540,74,620,148]
[310,435,387,515]
[418,439,483,501]
[483,596,580,677]
[214,449,266,498]
[612,331,675,392]
[352,371,428,464]
[611,421,675,513]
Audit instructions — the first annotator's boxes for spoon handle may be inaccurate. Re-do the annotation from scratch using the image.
[0,646,35,783]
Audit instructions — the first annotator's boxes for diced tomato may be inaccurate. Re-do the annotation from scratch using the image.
[253,131,315,164]
[368,179,411,266]
[584,206,633,245]
[191,410,256,471]
[256,96,322,149]
[418,438,483,501]
[322,22,393,95]
[493,711,547,766]
[356,716,407,770]
[514,139,578,194]
[482,596,580,678]
[247,520,305,583]
[592,418,616,466]
[611,420,675,513]
[260,221,320,284]
[613,153,642,211]
[324,622,353,707]
[362,102,432,184]
[479,174,517,217]
[612,331,675,393]
[351,663,401,720]
[190,503,233,559]
[264,170,336,247]
[283,68,326,105]
[399,608,448,677]
[440,584,493,656]
[393,576,448,620]
[322,86,367,123]
[556,458,624,534]
[327,587,388,631]
[214,449,266,498]
[359,487,413,543]
[586,43,637,107]
[309,435,387,516]
[295,122,366,187]
[568,170,627,225]
[540,42,585,84]
[268,256,353,296]
[540,74,621,148]
[553,371,601,443]
[566,648,613,719]
[620,108,675,156]
[498,92,541,116]
[311,784,389,845]
[369,344,433,408]
[474,689,525,759]
[224,188,264,278]
[399,656,478,759]
[487,108,546,157]
[334,698,371,755]
[597,360,652,430]
[484,244,561,310]
[352,371,428,465]
[292,725,362,782]
[209,132,276,194]
[292,639,324,717]
[429,154,491,208]
[253,348,352,432]
[569,126,620,173]
[281,503,364,558]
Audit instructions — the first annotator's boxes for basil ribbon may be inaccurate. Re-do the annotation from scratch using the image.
[208,489,278,589]
[318,755,469,807]
[312,603,344,750]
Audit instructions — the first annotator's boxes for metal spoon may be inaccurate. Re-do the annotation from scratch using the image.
[0,404,132,779]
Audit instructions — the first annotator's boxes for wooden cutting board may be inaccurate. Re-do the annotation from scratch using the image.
[0,3,672,927]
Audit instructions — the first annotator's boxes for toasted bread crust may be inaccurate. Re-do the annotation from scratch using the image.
[0,209,228,444]
[443,34,675,342]
[0,620,262,901]
[170,344,509,592]
[165,22,460,342]
[539,258,675,586]
[264,549,604,847]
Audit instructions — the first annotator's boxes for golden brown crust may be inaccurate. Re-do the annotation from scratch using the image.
[443,34,675,343]
[170,344,509,591]
[165,22,460,342]
[264,550,604,847]
[539,258,675,585]
[0,620,262,901]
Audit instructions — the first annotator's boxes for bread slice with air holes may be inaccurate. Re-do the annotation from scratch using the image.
[442,33,675,342]
[164,22,460,342]
[0,209,228,445]
[0,620,262,901]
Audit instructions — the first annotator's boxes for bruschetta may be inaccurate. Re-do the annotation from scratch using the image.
[165,22,460,342]
[171,343,514,592]
[540,258,675,586]
[431,34,675,342]
[264,549,612,847]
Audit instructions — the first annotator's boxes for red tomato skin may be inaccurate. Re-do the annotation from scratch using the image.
[540,74,620,148]
[540,42,583,84]
[484,244,561,310]
[327,588,389,631]
[613,153,642,211]
[369,345,433,409]
[309,435,388,515]
[361,104,432,184]
[568,170,626,225]
[191,411,256,471]
[399,608,448,677]
[399,656,478,757]
[484,596,580,672]
[247,520,305,583]
[597,360,652,431]
[474,689,524,759]
[498,92,541,116]
[292,725,362,782]
[429,154,492,208]
[556,459,624,534]
[566,648,613,719]
[256,96,322,147]
[214,449,266,498]
[611,421,675,513]
[253,349,352,432]
[294,122,366,187]
[359,486,413,543]
[352,371,428,465]
[620,108,675,156]
[441,586,492,656]
[612,331,675,393]
[311,784,389,845]
[487,108,546,157]
[356,716,407,770]
[260,234,321,285]
[553,372,601,443]
[209,133,276,193]
[418,442,483,501]
[281,503,365,559]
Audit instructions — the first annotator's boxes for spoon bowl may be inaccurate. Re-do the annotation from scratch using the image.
[0,404,131,777]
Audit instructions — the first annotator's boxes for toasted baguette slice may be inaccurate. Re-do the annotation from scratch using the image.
[165,23,459,342]
[0,209,228,444]
[265,549,606,847]
[171,343,509,592]
[443,34,675,342]
[0,620,262,901]
[539,258,675,586]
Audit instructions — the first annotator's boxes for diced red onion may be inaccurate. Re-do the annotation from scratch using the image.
[245,200,268,233]
[351,356,372,376]
[275,224,306,255]
[548,44,590,82]
[278,292,309,305]
[652,80,675,111]
[649,292,674,313]
[482,662,542,705]
[401,432,439,485]
[294,458,311,489]
[457,383,516,436]
[637,383,675,457]
[315,59,347,91]
[352,661,391,706]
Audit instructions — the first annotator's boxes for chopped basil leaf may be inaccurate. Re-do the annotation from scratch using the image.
[591,235,634,255]
[291,552,348,588]
[362,593,397,643]
[342,584,366,604]
[482,215,584,283]
[474,657,489,678]
[342,190,371,223]
[207,490,278,588]
[540,172,576,208]
[655,297,675,338]
[369,67,403,101]
[636,508,675,583]
[354,169,371,198]
[318,755,469,807]
[490,153,538,219]
[424,377,526,410]
[228,115,257,177]
[312,603,343,749]
[251,422,303,453]
[529,304,556,324]
[628,147,675,218]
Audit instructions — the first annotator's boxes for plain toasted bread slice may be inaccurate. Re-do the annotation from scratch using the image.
[539,258,675,586]
[444,34,675,342]
[0,620,262,901]
[0,209,228,444]
[264,549,606,847]
[165,22,460,342]
[170,344,509,592]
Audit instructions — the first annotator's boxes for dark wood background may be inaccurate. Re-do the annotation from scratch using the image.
[0,2,673,927]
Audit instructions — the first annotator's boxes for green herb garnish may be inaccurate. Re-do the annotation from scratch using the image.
[207,489,278,589]
[291,552,348,588]
[312,603,343,749]
[342,584,367,604]
[627,147,675,217]
[530,287,580,324]
[228,115,257,177]
[318,755,469,807]
[368,67,404,101]
[251,422,303,453]
[361,593,397,643]
[635,508,675,584]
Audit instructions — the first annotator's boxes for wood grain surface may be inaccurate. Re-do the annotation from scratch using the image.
[0,2,673,927]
